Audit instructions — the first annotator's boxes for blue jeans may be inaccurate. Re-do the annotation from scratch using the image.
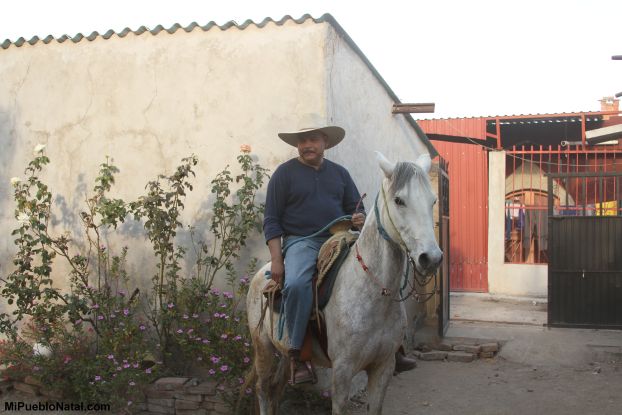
[282,235,328,350]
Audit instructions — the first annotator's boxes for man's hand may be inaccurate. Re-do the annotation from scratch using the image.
[270,258,285,286]
[267,237,285,286]
[352,212,366,230]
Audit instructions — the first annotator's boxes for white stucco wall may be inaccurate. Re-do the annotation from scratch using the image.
[487,151,548,297]
[0,20,330,295]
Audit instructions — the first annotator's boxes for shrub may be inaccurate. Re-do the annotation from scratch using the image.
[0,144,269,412]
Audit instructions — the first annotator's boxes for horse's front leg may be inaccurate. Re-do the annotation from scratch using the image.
[331,359,355,415]
[365,355,395,415]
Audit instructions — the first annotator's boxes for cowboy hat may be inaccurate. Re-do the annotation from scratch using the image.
[278,126,345,149]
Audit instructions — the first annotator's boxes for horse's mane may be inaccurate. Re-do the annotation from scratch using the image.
[389,161,432,195]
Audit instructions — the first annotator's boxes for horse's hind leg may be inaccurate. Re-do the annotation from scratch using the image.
[253,337,281,415]
[365,359,395,414]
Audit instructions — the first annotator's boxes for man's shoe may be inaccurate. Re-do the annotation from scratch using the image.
[288,349,317,385]
[289,358,317,385]
[394,351,417,373]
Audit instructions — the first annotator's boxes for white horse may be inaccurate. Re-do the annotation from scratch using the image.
[246,152,443,414]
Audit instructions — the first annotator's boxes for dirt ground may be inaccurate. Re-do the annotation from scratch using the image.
[283,354,621,415]
[374,356,621,415]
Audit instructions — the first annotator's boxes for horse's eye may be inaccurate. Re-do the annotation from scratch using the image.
[394,197,406,207]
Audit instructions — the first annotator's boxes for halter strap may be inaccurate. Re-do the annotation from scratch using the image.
[374,185,409,251]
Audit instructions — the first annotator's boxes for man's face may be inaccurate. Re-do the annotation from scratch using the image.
[297,132,327,166]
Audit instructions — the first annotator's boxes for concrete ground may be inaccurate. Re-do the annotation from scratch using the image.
[445,293,621,367]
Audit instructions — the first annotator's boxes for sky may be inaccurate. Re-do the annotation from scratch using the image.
[1,0,620,119]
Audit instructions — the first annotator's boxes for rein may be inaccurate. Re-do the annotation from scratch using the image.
[355,185,437,303]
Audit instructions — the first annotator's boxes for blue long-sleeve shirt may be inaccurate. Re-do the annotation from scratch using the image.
[263,158,365,242]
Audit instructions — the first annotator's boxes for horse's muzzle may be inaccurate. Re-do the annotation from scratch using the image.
[418,250,443,274]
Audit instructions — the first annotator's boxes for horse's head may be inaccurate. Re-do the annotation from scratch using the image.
[375,151,443,276]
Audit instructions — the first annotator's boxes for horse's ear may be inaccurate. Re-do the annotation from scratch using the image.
[415,153,432,174]
[375,151,395,178]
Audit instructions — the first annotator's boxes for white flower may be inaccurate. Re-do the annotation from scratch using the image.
[17,212,30,226]
[33,342,52,357]
[10,177,21,187]
[34,144,46,154]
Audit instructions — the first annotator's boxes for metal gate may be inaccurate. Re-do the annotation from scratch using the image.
[547,172,622,329]
[438,158,450,336]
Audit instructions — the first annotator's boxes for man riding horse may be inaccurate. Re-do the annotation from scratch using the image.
[263,125,417,385]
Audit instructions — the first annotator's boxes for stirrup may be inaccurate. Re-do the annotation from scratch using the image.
[289,358,317,385]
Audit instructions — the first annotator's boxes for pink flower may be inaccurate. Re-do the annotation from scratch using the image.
[245,388,253,395]
[220,365,229,372]
[107,354,114,360]
[210,356,220,364]
[139,325,146,331]
[123,309,129,316]
[221,334,228,340]
[95,376,101,381]
[208,369,216,375]
[167,303,174,309]
[145,368,152,374]
[243,357,250,364]
[240,144,252,153]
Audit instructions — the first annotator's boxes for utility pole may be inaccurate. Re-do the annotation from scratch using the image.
[614,55,622,98]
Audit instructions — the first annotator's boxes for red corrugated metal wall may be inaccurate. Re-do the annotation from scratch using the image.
[432,141,489,292]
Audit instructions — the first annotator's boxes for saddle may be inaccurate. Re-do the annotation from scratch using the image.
[260,223,358,364]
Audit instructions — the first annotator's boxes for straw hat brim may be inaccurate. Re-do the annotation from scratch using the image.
[277,126,345,149]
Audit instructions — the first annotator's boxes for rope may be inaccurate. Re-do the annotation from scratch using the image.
[281,215,353,254]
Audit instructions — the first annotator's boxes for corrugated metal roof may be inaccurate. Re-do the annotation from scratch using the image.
[0,12,437,157]
[0,14,328,49]
[419,111,614,141]
[418,118,488,141]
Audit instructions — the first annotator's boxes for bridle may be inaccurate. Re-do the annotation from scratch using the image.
[354,184,437,303]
